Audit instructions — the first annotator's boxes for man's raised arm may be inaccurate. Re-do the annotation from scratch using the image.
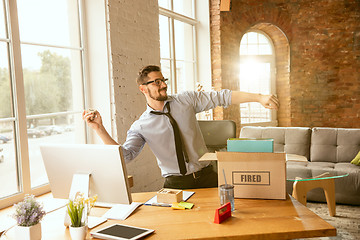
[231,91,279,110]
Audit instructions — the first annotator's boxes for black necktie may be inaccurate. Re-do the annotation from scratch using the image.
[151,103,187,175]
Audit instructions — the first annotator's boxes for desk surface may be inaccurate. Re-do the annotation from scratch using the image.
[1,188,336,240]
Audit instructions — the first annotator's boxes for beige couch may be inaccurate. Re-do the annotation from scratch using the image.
[240,126,360,205]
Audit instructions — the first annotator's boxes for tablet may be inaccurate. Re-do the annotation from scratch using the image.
[90,224,154,240]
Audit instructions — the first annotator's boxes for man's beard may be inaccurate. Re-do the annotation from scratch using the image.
[148,87,168,101]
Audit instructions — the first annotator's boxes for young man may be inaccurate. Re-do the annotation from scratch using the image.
[83,65,279,189]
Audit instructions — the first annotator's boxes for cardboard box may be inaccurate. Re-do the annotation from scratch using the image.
[156,188,183,204]
[203,152,286,200]
[227,138,274,153]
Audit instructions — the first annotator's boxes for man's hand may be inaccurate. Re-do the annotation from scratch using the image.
[82,109,103,130]
[259,94,279,110]
[82,109,119,145]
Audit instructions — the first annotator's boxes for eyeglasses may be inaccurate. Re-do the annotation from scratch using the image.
[142,78,168,86]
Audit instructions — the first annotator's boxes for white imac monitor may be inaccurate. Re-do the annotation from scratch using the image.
[40,144,132,206]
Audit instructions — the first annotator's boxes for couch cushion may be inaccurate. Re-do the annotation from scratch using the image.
[286,161,335,179]
[311,127,360,163]
[337,129,360,162]
[286,154,308,162]
[240,126,311,159]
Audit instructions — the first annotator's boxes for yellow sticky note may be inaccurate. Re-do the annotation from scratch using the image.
[178,202,194,209]
[171,202,185,210]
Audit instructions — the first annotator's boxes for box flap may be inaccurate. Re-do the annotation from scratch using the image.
[199,152,217,161]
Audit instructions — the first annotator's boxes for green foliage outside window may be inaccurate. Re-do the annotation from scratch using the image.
[0,50,72,119]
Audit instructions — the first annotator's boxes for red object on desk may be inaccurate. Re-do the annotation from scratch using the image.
[214,202,231,224]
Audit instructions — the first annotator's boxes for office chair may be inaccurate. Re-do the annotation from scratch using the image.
[198,120,236,173]
[198,120,237,152]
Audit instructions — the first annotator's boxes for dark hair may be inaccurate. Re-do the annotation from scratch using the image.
[136,65,161,85]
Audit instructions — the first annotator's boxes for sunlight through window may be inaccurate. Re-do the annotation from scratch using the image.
[239,31,276,124]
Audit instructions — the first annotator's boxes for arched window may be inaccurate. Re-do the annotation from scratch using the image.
[239,31,277,125]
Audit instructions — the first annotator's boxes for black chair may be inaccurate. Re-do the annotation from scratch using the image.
[198,120,237,152]
[198,120,236,173]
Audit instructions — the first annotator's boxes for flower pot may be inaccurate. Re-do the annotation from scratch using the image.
[15,223,42,240]
[69,225,87,240]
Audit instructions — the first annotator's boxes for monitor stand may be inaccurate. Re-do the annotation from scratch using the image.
[64,173,91,227]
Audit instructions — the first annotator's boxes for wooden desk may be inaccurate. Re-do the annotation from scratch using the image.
[1,188,336,239]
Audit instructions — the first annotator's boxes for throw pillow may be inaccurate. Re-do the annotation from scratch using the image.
[350,151,360,166]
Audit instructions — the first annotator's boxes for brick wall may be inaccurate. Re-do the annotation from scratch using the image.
[210,0,360,128]
[254,23,291,127]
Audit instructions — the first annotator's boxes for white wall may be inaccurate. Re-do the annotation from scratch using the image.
[106,0,164,192]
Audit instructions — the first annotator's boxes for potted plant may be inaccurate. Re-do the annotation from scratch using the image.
[12,194,46,240]
[67,192,97,240]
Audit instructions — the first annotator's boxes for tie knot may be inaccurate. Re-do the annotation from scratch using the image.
[150,102,171,116]
[151,111,170,117]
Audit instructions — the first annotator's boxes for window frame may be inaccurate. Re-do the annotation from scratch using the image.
[158,0,213,120]
[159,0,198,94]
[0,0,92,208]
[239,30,277,126]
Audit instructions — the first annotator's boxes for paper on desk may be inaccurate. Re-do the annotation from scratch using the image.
[144,191,195,206]
[102,202,143,220]
[88,216,107,229]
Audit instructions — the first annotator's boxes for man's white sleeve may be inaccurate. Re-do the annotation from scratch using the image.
[120,129,146,163]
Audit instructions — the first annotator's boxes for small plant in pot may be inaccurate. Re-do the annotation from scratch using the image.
[12,194,46,240]
[67,192,97,240]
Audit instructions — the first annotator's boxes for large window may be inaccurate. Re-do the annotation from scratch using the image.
[0,0,88,207]
[239,31,277,125]
[158,0,197,94]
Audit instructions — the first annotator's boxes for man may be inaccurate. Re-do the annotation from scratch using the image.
[83,65,279,189]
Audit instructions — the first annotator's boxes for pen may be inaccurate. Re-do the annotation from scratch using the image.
[151,203,172,207]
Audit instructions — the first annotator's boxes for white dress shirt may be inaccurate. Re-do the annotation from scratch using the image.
[121,90,232,177]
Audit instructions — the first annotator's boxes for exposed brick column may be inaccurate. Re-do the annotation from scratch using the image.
[106,0,163,192]
[210,0,224,120]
